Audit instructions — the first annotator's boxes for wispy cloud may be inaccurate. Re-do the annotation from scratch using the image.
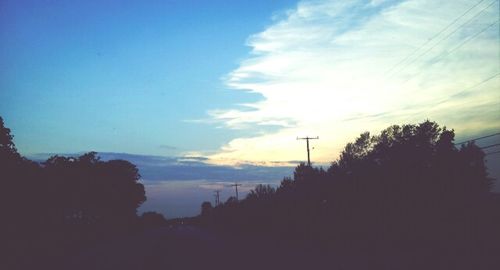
[208,0,500,165]
[159,144,178,150]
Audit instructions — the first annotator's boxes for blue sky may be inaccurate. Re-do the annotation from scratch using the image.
[0,0,297,155]
[1,0,499,217]
[2,0,498,162]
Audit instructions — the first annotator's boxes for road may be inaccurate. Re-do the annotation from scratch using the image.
[63,225,338,270]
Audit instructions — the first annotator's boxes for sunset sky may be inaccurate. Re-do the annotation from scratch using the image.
[1,0,499,216]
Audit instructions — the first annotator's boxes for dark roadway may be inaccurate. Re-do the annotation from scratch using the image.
[63,225,338,270]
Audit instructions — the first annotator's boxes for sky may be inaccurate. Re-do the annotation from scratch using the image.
[1,0,499,217]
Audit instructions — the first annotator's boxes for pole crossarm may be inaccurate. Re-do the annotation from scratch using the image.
[229,183,242,201]
[297,136,319,166]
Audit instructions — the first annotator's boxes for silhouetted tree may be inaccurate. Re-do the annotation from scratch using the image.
[0,117,42,228]
[140,211,167,228]
[224,196,238,205]
[277,176,294,193]
[0,117,149,269]
[246,184,275,201]
[200,120,499,269]
[0,117,19,159]
[201,201,213,216]
[42,152,145,228]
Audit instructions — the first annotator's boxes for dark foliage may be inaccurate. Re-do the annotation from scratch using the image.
[140,211,168,228]
[201,201,213,216]
[0,117,148,270]
[246,184,275,201]
[200,120,500,269]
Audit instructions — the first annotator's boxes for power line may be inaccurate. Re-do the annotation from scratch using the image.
[455,132,500,145]
[481,143,500,149]
[447,72,500,99]
[408,71,500,106]
[428,19,499,64]
[397,25,500,86]
[384,0,486,76]
[393,0,498,76]
[388,0,498,78]
[396,71,500,117]
[346,72,500,123]
[407,19,500,81]
[485,150,500,155]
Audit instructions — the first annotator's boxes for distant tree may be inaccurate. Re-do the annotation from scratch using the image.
[201,120,499,269]
[0,116,149,269]
[42,152,146,227]
[140,211,167,228]
[0,116,25,171]
[457,142,493,193]
[277,177,294,191]
[0,117,41,226]
[246,184,275,200]
[224,196,238,205]
[201,201,213,216]
[0,117,18,157]
[338,131,373,169]
[293,163,316,182]
[98,158,146,220]
[0,116,17,149]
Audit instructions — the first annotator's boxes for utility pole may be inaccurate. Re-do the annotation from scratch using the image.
[297,136,319,166]
[213,190,221,206]
[229,183,242,201]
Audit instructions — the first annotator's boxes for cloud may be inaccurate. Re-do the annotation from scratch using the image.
[101,152,296,181]
[29,152,295,181]
[207,0,500,165]
[159,144,178,150]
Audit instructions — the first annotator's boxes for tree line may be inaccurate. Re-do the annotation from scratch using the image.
[0,117,165,269]
[198,120,500,269]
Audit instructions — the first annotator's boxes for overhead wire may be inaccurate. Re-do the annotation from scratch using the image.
[485,150,500,155]
[480,143,500,149]
[427,19,499,64]
[341,71,499,123]
[446,72,500,100]
[403,19,500,82]
[387,0,498,79]
[454,132,500,145]
[384,0,487,76]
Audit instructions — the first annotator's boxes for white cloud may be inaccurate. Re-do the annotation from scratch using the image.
[208,0,500,165]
